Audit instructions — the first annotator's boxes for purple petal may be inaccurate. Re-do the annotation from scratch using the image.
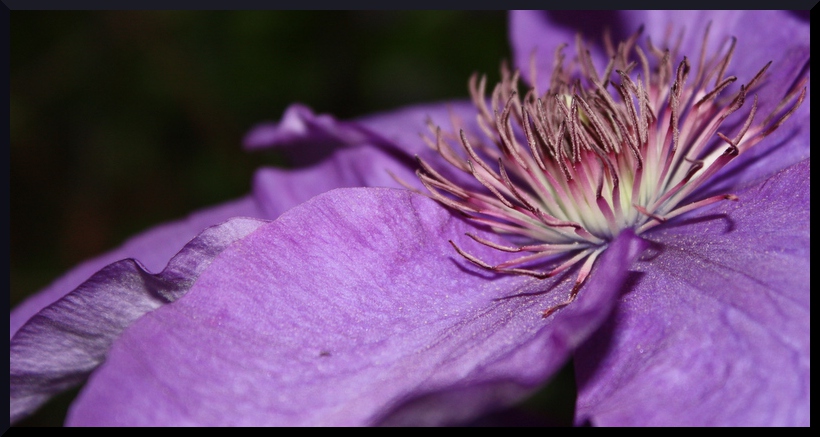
[243,103,378,166]
[575,158,810,426]
[355,100,478,159]
[251,100,492,220]
[251,146,414,219]
[355,100,494,195]
[67,188,645,426]
[244,100,477,170]
[10,217,267,424]
[10,196,265,339]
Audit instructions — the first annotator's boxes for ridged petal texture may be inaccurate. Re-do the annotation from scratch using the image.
[10,218,266,423]
[575,159,810,426]
[66,188,645,426]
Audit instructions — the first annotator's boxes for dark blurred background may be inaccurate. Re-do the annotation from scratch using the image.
[10,11,576,426]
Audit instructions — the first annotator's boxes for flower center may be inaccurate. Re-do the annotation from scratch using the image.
[414,24,805,317]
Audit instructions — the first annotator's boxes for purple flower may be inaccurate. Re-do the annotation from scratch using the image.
[10,11,809,426]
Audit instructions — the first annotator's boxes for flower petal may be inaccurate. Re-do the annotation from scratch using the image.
[355,100,478,160]
[243,103,379,165]
[10,196,265,339]
[246,100,485,219]
[575,158,810,426]
[10,217,267,424]
[250,146,414,219]
[244,101,477,167]
[66,188,645,426]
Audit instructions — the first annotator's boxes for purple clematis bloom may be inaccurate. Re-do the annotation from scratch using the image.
[10,10,809,426]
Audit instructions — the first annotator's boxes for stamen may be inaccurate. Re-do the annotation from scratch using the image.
[542,248,603,318]
[760,86,806,138]
[415,24,806,317]
[637,194,739,234]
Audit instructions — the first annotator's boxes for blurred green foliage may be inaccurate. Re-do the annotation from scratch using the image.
[11,11,576,427]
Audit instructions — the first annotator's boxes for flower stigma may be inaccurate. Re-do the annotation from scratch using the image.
[410,24,806,317]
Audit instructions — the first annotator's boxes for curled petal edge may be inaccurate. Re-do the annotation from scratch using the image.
[10,217,267,424]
